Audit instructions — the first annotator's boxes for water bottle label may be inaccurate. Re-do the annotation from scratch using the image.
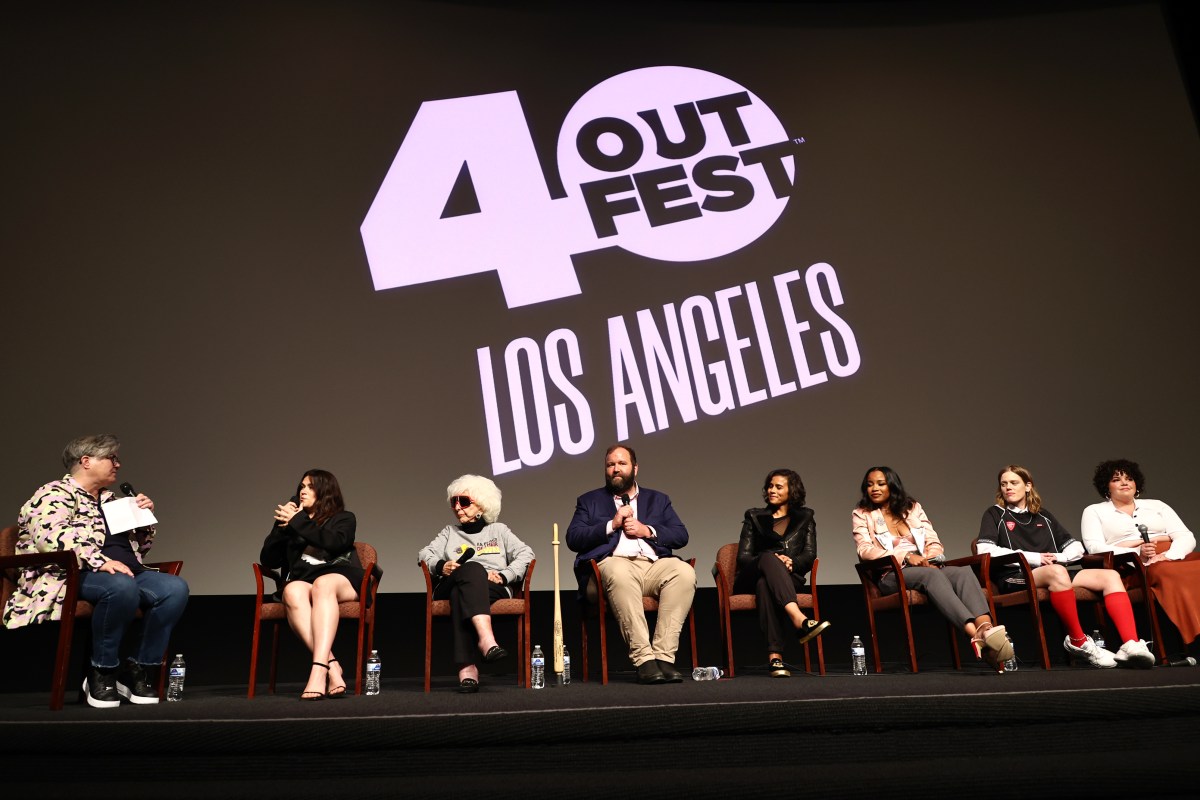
[170,667,186,678]
[851,647,865,656]
[532,657,544,666]
[367,663,381,672]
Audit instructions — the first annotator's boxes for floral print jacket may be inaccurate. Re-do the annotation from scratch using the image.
[2,475,155,629]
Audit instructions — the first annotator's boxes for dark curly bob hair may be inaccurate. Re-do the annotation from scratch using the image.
[762,468,806,508]
[1091,459,1144,499]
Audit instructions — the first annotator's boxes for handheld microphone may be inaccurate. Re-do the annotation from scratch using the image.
[120,482,137,498]
[456,546,476,564]
[1137,524,1150,544]
[290,495,299,506]
[1168,656,1197,667]
[620,494,631,506]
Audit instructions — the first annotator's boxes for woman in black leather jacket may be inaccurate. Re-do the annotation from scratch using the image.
[733,468,829,677]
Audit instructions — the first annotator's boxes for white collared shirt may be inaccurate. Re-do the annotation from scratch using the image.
[608,488,657,560]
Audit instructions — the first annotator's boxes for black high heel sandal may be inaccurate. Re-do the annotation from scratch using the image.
[327,657,347,699]
[301,662,328,701]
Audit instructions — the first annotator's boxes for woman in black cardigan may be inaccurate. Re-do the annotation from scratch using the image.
[733,468,829,677]
[261,469,363,700]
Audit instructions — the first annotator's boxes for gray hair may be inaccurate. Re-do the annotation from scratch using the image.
[63,433,121,471]
[446,474,502,524]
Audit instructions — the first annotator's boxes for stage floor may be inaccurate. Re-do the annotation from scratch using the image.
[6,665,1200,799]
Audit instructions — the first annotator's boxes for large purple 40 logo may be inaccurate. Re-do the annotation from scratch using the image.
[361,67,800,309]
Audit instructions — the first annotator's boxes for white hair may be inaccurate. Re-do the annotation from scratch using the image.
[446,474,502,523]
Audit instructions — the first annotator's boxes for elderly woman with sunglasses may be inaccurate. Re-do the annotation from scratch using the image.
[418,474,534,692]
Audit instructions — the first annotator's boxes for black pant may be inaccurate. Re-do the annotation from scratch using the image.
[733,553,807,653]
[433,561,509,663]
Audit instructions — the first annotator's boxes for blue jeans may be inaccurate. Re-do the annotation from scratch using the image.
[78,569,190,668]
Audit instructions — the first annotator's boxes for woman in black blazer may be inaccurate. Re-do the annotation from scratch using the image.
[733,468,829,677]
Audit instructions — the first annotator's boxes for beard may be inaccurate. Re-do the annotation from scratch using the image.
[606,469,634,494]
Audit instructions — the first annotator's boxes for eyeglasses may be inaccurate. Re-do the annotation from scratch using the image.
[450,496,473,509]
[84,454,120,466]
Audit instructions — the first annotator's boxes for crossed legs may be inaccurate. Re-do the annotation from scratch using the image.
[282,573,358,697]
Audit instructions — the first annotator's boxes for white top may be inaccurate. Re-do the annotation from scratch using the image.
[1080,498,1196,561]
[608,488,658,560]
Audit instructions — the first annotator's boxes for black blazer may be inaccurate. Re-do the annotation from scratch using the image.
[735,506,817,586]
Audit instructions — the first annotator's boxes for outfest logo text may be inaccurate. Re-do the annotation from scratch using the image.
[362,67,861,474]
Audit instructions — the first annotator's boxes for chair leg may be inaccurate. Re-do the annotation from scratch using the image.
[721,602,735,679]
[947,622,961,670]
[424,607,433,694]
[899,598,919,674]
[598,601,609,686]
[355,611,367,697]
[50,612,76,712]
[580,617,590,683]
[268,622,280,695]
[686,607,698,671]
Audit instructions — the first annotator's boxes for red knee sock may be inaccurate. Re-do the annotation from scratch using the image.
[1050,590,1086,644]
[1104,591,1139,643]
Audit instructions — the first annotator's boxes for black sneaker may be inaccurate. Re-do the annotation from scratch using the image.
[796,618,831,645]
[83,667,121,708]
[769,657,791,678]
[117,660,160,704]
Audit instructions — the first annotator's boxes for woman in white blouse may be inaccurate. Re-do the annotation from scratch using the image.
[1081,459,1199,649]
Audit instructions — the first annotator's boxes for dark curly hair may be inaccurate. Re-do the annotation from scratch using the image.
[762,468,806,508]
[1091,459,1144,499]
[297,469,346,526]
[856,465,916,519]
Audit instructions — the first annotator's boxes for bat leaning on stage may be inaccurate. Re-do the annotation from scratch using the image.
[552,523,564,679]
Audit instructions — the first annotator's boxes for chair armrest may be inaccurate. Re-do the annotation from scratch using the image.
[856,554,902,583]
[251,562,285,602]
[146,560,183,576]
[0,550,80,573]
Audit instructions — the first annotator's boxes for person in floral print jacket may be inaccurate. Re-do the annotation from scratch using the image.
[3,434,189,707]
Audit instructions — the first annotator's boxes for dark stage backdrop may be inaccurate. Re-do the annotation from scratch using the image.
[2,1,1197,595]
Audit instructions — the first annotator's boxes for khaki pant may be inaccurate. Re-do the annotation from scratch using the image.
[597,556,696,667]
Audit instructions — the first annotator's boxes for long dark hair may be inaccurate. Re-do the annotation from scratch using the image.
[762,468,806,509]
[856,465,915,519]
[298,469,345,526]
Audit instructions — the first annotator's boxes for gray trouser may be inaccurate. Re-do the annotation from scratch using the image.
[879,565,988,630]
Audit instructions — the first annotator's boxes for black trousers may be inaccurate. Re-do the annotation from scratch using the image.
[433,561,509,664]
[733,553,807,653]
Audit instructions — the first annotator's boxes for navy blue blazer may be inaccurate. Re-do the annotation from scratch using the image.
[565,486,689,596]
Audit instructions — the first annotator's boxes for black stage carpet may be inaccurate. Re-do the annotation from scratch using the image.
[5,664,1200,799]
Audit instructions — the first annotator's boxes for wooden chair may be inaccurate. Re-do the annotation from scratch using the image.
[420,558,535,691]
[0,524,183,710]
[973,545,1054,670]
[854,554,990,673]
[247,541,381,698]
[711,543,825,677]
[973,539,1130,668]
[579,557,698,684]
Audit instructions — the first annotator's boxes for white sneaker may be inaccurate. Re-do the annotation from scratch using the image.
[1064,635,1117,668]
[1113,639,1155,668]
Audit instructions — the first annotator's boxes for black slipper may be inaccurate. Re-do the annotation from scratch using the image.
[457,677,480,693]
[483,645,509,662]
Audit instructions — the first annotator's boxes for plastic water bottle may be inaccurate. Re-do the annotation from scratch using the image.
[1004,634,1018,672]
[1092,629,1106,651]
[851,635,868,676]
[691,666,723,680]
[365,650,381,695]
[531,645,546,688]
[561,647,571,686]
[167,654,186,701]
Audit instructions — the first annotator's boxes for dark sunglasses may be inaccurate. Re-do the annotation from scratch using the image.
[450,496,473,508]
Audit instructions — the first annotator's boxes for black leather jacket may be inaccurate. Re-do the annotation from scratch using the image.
[735,506,817,585]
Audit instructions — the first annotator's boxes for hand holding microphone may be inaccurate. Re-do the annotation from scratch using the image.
[442,545,476,576]
[274,495,301,525]
[120,481,155,512]
[1136,524,1157,561]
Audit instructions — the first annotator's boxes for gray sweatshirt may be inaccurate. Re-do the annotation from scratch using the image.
[418,522,534,592]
